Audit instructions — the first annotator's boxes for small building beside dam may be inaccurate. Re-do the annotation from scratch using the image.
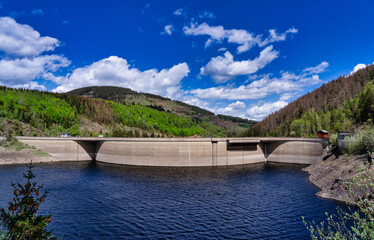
[17,137,326,167]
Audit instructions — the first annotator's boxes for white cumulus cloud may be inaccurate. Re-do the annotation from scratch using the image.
[0,17,60,57]
[180,95,215,113]
[280,92,296,101]
[200,45,278,83]
[173,8,184,16]
[303,61,329,74]
[191,61,327,100]
[227,101,245,110]
[14,81,47,91]
[53,56,190,99]
[350,63,366,75]
[246,101,288,120]
[259,28,298,47]
[162,25,174,35]
[183,22,298,53]
[0,55,70,86]
[0,17,69,90]
[198,11,215,19]
[216,101,246,117]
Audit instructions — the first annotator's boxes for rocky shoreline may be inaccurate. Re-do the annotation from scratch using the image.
[303,145,372,202]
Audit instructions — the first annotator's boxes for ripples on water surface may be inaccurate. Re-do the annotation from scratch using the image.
[0,162,340,239]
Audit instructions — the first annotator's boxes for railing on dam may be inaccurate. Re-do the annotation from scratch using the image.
[17,137,327,167]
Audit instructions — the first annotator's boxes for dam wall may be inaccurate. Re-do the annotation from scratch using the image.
[265,140,323,164]
[18,138,93,161]
[17,137,325,167]
[96,139,265,167]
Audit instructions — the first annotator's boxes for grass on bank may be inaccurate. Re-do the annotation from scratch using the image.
[0,138,31,151]
[345,126,374,154]
[0,138,51,158]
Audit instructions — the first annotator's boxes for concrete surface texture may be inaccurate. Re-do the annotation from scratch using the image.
[17,137,325,167]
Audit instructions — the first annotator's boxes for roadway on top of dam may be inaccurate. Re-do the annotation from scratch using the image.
[17,136,325,143]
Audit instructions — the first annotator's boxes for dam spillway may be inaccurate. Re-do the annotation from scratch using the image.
[17,137,326,167]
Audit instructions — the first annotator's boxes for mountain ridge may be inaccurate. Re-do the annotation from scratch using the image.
[68,86,257,133]
[0,85,255,138]
[242,64,374,137]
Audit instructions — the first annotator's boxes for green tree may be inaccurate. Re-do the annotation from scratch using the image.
[345,126,374,154]
[0,163,55,239]
[358,82,374,123]
[68,124,81,137]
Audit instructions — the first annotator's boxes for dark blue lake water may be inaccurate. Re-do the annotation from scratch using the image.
[0,162,341,239]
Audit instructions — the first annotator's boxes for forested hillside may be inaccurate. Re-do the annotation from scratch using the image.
[242,64,374,137]
[69,86,256,134]
[0,86,228,137]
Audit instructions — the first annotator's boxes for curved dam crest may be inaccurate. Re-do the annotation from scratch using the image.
[17,137,326,167]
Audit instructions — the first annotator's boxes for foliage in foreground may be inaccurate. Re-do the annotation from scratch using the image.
[303,169,374,239]
[0,163,55,239]
[345,126,374,154]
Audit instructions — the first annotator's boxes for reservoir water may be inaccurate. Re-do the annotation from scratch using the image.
[0,162,340,239]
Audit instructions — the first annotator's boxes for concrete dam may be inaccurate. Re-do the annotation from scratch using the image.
[17,137,326,167]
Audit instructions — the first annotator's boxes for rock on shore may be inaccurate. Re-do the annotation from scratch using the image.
[304,146,372,202]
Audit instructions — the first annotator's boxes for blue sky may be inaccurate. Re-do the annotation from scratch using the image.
[0,0,373,120]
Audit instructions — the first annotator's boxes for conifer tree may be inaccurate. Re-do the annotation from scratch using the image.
[0,162,55,240]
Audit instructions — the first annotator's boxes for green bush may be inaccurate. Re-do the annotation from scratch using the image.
[329,133,338,146]
[92,132,99,137]
[345,126,374,154]
[68,124,81,137]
